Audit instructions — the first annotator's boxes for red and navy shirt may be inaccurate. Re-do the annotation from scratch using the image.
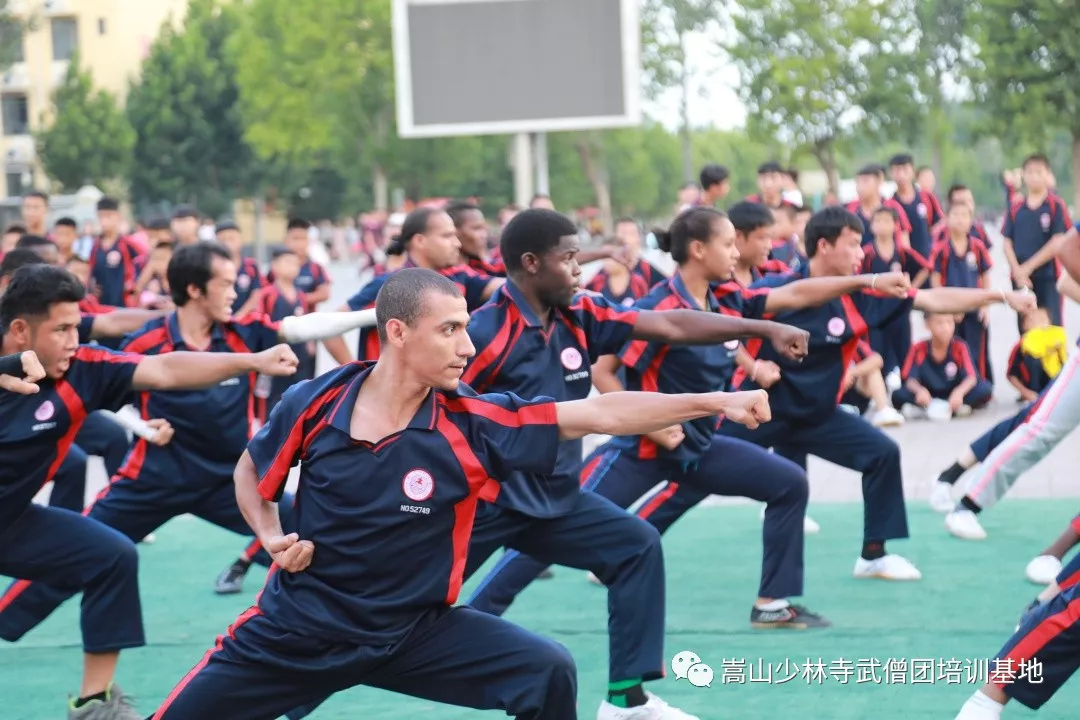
[733,266,916,420]
[901,338,976,397]
[268,259,330,298]
[119,312,280,473]
[1006,340,1054,395]
[931,221,992,250]
[461,281,638,517]
[929,237,992,289]
[233,256,266,315]
[344,258,497,361]
[610,272,769,463]
[88,236,143,308]
[846,198,913,247]
[891,186,944,259]
[584,269,650,308]
[1002,195,1072,280]
[0,345,141,528]
[464,252,507,277]
[248,362,559,645]
[862,239,930,279]
[770,238,806,274]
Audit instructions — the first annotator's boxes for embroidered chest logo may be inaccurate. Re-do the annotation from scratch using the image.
[106,250,122,267]
[237,274,251,290]
[561,346,589,383]
[401,469,434,515]
[945,362,958,379]
[32,400,57,432]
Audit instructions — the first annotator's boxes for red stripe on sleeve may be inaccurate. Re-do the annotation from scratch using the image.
[574,295,638,326]
[440,396,557,428]
[122,325,169,355]
[255,386,345,501]
[900,341,922,380]
[462,314,515,387]
[620,293,682,368]
[954,340,976,377]
[74,346,141,365]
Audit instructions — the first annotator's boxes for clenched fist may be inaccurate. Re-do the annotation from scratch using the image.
[268,533,314,573]
[717,389,772,430]
[255,345,300,377]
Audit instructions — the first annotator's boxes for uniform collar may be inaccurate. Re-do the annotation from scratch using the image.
[670,271,719,312]
[501,279,546,327]
[164,311,225,349]
[402,255,419,270]
[327,362,439,436]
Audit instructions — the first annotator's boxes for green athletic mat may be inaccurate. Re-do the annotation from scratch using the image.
[3,500,1076,719]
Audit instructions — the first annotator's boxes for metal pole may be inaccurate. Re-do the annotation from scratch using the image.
[512,132,534,208]
[533,132,550,196]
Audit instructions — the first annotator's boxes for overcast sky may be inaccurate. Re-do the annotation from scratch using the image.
[645,29,746,132]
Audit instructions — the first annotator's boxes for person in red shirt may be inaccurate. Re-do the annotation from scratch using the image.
[846,164,912,248]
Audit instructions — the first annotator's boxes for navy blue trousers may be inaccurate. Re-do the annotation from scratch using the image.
[575,437,807,599]
[956,312,993,383]
[993,581,1080,709]
[891,380,993,410]
[0,449,294,644]
[0,504,143,653]
[1056,549,1080,590]
[50,444,89,512]
[152,606,576,720]
[969,393,1045,462]
[869,311,911,377]
[718,408,908,543]
[283,491,662,720]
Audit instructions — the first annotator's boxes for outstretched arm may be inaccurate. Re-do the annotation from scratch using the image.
[631,310,810,361]
[278,308,377,344]
[555,389,770,440]
[764,272,909,313]
[132,345,299,391]
[90,308,166,339]
[913,287,1035,315]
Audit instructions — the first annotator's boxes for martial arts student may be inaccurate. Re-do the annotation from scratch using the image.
[892,312,992,418]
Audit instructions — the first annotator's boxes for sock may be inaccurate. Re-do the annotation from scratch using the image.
[755,599,791,611]
[607,679,646,708]
[232,558,252,573]
[861,541,886,561]
[960,496,982,514]
[938,461,966,485]
[73,691,108,708]
[966,689,1004,713]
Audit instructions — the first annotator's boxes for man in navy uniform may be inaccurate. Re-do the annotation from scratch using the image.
[715,206,1034,582]
[150,268,773,720]
[0,243,383,645]
[0,263,299,720]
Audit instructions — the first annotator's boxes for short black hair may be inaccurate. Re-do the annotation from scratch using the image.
[286,218,311,231]
[856,164,884,178]
[271,248,297,261]
[22,191,48,204]
[446,201,482,229]
[4,223,26,236]
[0,263,84,330]
[757,161,784,175]
[499,208,579,274]
[614,216,639,229]
[804,206,863,259]
[147,217,170,231]
[946,184,970,204]
[375,267,463,343]
[15,234,56,250]
[872,206,899,222]
[776,204,799,220]
[54,217,77,230]
[699,163,729,191]
[1023,153,1051,170]
[654,207,727,265]
[888,153,914,168]
[786,168,799,183]
[388,207,442,256]
[172,204,197,219]
[0,249,46,282]
[727,201,775,235]
[216,220,240,234]
[97,196,120,212]
[167,242,232,306]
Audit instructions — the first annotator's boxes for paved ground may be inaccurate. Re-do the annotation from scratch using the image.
[68,231,1080,508]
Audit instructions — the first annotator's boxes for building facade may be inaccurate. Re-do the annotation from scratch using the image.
[1,0,187,197]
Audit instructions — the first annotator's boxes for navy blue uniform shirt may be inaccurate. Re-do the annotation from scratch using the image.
[735,267,915,420]
[461,281,638,517]
[0,345,141,529]
[930,237,992,289]
[88,236,142,308]
[846,199,912,247]
[232,256,266,314]
[609,273,769,463]
[584,268,650,307]
[119,312,280,472]
[892,187,943,259]
[862,239,930,279]
[345,258,496,361]
[248,362,560,645]
[1002,196,1072,280]
[901,338,975,396]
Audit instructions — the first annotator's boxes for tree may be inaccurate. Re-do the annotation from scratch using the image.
[0,1,25,71]
[126,0,262,218]
[725,0,919,194]
[974,0,1080,208]
[35,55,133,191]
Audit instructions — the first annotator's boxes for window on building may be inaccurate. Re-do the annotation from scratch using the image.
[5,172,25,198]
[1,94,29,135]
[51,17,78,61]
[6,26,24,63]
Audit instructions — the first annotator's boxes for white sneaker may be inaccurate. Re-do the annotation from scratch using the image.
[141,533,156,545]
[885,369,901,392]
[853,554,922,580]
[596,693,701,720]
[928,480,955,513]
[871,406,905,427]
[954,404,974,418]
[901,403,925,420]
[946,509,987,540]
[586,571,605,586]
[839,403,861,416]
[1025,555,1063,585]
[927,399,953,422]
[954,691,1005,719]
[760,505,820,534]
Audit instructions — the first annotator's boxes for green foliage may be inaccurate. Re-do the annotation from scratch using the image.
[640,0,722,101]
[0,0,24,71]
[35,55,133,191]
[126,0,261,218]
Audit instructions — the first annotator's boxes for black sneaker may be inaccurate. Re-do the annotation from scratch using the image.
[750,603,831,629]
[1016,598,1042,631]
[214,562,249,595]
[537,568,555,580]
